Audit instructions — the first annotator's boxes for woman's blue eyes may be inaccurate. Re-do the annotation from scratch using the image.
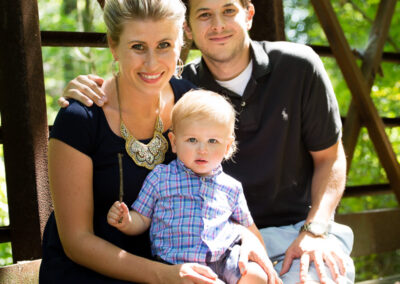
[130,42,170,50]
[158,42,171,49]
[131,44,144,50]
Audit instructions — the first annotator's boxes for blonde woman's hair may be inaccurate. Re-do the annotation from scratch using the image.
[104,0,186,46]
[171,89,237,159]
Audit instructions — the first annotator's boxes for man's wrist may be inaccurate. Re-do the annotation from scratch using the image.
[299,221,331,237]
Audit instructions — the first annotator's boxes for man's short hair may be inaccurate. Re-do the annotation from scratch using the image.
[182,0,252,24]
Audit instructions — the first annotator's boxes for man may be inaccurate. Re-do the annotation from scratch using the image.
[60,1,355,283]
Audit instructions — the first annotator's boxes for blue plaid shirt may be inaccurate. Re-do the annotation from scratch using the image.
[132,159,254,264]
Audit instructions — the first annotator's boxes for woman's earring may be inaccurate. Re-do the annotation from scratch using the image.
[175,58,184,79]
[112,59,119,77]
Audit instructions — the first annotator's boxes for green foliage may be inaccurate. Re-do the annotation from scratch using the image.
[0,146,12,266]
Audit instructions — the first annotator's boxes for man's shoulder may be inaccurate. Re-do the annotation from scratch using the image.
[255,40,318,65]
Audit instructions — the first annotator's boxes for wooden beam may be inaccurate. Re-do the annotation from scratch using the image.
[41,31,107,47]
[308,45,400,63]
[342,100,362,172]
[336,208,400,257]
[0,0,52,262]
[250,0,286,41]
[356,274,400,284]
[343,0,397,170]
[311,0,400,202]
[343,183,391,197]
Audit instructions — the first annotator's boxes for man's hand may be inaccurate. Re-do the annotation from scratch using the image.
[280,232,346,284]
[59,74,106,107]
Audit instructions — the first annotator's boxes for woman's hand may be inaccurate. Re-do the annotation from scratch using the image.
[59,74,106,107]
[156,263,223,284]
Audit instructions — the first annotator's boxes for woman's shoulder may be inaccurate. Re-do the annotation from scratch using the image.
[50,99,104,149]
[61,99,101,117]
[53,99,104,128]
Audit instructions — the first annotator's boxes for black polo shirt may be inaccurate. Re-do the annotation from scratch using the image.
[182,41,342,228]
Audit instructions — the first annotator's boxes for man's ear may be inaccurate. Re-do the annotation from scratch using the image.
[246,3,255,31]
[168,131,177,153]
[183,21,193,40]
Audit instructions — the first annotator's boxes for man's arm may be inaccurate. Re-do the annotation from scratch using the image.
[280,140,347,283]
[308,139,346,225]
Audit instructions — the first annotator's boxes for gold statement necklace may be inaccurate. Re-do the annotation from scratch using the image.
[115,75,168,170]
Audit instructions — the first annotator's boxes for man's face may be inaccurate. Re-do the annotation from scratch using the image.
[184,0,254,65]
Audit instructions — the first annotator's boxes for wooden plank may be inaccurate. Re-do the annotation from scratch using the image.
[356,274,400,284]
[311,0,400,203]
[41,31,107,47]
[336,208,400,257]
[308,45,400,63]
[0,227,11,243]
[0,0,52,261]
[0,260,41,284]
[342,101,362,172]
[344,183,391,197]
[343,0,397,170]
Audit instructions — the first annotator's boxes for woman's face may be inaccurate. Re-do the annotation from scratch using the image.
[111,18,181,95]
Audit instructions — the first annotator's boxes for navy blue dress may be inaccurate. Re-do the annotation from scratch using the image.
[39,78,195,283]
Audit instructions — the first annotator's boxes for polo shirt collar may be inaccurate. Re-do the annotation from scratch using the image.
[176,158,222,180]
[250,40,271,79]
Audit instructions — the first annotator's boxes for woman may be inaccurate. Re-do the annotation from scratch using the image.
[39,0,216,282]
[39,0,270,283]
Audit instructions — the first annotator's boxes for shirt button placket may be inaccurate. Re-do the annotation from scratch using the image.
[200,177,210,219]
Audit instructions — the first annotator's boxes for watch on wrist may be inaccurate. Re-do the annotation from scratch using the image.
[300,222,330,237]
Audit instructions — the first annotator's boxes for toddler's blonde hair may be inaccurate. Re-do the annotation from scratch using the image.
[171,89,237,159]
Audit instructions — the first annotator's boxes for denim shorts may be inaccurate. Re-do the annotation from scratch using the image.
[155,236,244,284]
[260,220,355,283]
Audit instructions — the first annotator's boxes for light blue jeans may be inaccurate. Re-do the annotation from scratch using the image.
[260,220,355,283]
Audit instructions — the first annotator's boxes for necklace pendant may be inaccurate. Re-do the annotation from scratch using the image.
[121,117,168,170]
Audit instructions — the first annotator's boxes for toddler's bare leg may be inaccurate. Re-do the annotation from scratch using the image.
[238,262,268,284]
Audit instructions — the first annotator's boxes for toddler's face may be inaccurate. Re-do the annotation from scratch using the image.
[168,118,233,176]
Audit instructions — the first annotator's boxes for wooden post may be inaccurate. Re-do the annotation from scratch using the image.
[251,0,286,41]
[0,0,52,261]
[342,0,397,171]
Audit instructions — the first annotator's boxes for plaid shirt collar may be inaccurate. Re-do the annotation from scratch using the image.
[175,158,223,180]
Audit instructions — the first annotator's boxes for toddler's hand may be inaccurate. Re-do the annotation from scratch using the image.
[107,201,130,229]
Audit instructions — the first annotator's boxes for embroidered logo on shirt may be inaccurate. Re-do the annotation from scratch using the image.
[282,108,288,121]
